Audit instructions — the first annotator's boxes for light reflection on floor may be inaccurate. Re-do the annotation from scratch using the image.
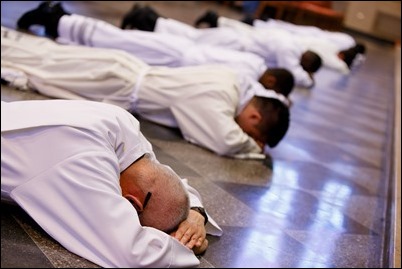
[1,1,397,268]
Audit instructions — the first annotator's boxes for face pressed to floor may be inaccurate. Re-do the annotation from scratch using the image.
[1,1,396,268]
[235,103,265,149]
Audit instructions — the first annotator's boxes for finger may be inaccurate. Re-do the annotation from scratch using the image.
[180,230,193,245]
[194,237,204,247]
[174,226,188,240]
[186,236,198,249]
[173,223,190,240]
[193,239,208,255]
[174,230,183,240]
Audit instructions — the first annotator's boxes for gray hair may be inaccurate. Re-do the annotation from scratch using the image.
[137,160,189,233]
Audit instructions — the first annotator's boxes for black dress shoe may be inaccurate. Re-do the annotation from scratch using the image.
[17,1,68,38]
[120,5,159,31]
[194,10,218,28]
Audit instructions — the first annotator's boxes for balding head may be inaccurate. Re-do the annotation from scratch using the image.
[120,154,190,233]
[138,161,190,233]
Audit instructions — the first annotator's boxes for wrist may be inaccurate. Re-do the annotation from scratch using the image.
[190,207,208,225]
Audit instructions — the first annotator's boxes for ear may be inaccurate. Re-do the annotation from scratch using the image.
[260,74,277,90]
[124,194,144,212]
[248,107,262,124]
[265,75,277,89]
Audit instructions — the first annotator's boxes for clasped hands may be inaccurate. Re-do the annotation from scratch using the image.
[170,209,208,255]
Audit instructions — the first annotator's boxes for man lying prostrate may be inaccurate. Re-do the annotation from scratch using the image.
[118,4,322,89]
[197,11,366,73]
[1,99,223,268]
[16,1,295,100]
[2,26,290,160]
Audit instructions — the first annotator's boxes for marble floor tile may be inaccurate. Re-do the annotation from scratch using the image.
[1,1,397,268]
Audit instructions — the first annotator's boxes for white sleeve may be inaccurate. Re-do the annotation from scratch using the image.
[181,44,266,81]
[277,48,314,88]
[155,17,200,40]
[10,151,200,268]
[217,16,255,35]
[322,54,350,74]
[170,95,262,157]
[0,66,29,90]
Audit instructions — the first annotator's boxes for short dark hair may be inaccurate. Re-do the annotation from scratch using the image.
[354,43,366,55]
[301,50,322,73]
[241,15,255,26]
[265,68,295,97]
[340,47,358,68]
[253,96,290,147]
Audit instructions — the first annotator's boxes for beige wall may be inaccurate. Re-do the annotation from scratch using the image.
[340,1,401,41]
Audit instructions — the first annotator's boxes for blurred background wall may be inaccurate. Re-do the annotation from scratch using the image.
[234,1,401,42]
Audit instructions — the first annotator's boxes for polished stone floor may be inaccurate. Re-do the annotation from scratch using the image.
[1,1,398,268]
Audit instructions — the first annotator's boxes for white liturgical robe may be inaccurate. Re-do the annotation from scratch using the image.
[1,99,222,268]
[154,16,314,88]
[1,26,264,158]
[56,14,267,81]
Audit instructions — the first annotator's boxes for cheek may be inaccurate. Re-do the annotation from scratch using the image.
[236,116,246,129]
[239,121,252,135]
[244,127,260,142]
[251,132,262,143]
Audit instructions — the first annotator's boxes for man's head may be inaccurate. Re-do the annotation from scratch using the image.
[258,68,295,97]
[300,50,322,73]
[120,154,189,233]
[235,96,290,148]
[194,10,219,28]
[354,43,366,55]
[241,14,255,26]
[338,47,359,68]
[121,4,160,31]
[338,43,366,68]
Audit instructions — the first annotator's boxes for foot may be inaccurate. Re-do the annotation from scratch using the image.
[120,3,141,29]
[17,1,68,38]
[194,10,218,28]
[120,5,159,31]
